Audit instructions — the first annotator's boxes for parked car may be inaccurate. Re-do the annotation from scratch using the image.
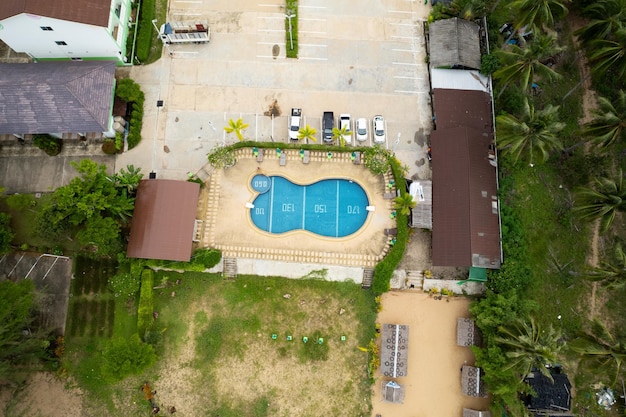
[322,111,334,143]
[288,108,302,141]
[355,117,368,142]
[372,115,385,143]
[339,114,351,144]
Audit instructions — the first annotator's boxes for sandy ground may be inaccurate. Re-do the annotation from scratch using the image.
[371,292,490,417]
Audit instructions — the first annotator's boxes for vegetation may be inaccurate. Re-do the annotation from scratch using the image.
[207,145,236,169]
[0,211,13,255]
[135,0,156,63]
[137,269,155,338]
[32,134,62,156]
[297,124,317,142]
[285,0,299,58]
[224,118,250,141]
[115,78,145,150]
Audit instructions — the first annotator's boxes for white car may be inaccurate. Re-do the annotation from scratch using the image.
[355,118,368,142]
[339,114,352,144]
[373,115,385,144]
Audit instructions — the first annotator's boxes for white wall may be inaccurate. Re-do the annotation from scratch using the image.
[0,14,123,61]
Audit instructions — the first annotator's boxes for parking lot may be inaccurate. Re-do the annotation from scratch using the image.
[117,0,433,180]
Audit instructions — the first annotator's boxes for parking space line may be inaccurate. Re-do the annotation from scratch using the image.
[258,29,284,32]
[258,3,280,7]
[300,5,327,9]
[391,36,419,40]
[300,30,326,35]
[257,42,286,45]
[392,48,415,52]
[300,43,328,47]
[299,56,328,61]
[392,62,419,66]
[394,76,424,80]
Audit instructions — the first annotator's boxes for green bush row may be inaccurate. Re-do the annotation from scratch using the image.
[115,78,145,150]
[135,0,156,63]
[137,268,154,337]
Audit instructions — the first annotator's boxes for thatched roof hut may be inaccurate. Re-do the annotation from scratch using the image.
[463,409,491,417]
[457,318,482,347]
[428,18,481,70]
[461,365,488,397]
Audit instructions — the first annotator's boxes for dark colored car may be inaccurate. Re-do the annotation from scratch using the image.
[323,111,334,143]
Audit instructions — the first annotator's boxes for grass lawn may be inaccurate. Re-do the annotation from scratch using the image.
[62,266,377,416]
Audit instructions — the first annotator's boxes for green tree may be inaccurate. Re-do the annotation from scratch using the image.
[101,334,156,382]
[223,118,249,141]
[587,243,626,289]
[0,280,47,387]
[495,318,562,382]
[510,0,570,31]
[76,216,122,256]
[570,319,626,385]
[0,212,13,255]
[583,91,626,149]
[588,28,626,78]
[575,0,626,46]
[394,193,416,216]
[573,170,626,232]
[494,34,563,94]
[297,124,317,143]
[449,0,488,20]
[363,145,391,175]
[496,99,565,165]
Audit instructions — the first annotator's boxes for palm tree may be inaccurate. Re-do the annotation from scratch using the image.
[494,34,563,94]
[575,0,626,46]
[588,29,626,78]
[495,318,562,382]
[332,125,349,147]
[587,243,626,289]
[573,170,626,233]
[449,0,487,20]
[394,193,416,216]
[570,319,626,385]
[583,91,626,149]
[112,164,143,196]
[297,125,317,143]
[223,118,249,141]
[496,99,565,165]
[509,0,570,31]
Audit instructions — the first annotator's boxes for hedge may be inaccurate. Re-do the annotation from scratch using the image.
[115,79,145,150]
[137,268,154,337]
[135,0,156,62]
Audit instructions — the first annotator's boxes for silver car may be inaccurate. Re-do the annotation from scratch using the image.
[356,118,368,142]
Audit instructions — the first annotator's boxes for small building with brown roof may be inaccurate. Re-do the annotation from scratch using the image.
[127,179,201,262]
[0,0,135,64]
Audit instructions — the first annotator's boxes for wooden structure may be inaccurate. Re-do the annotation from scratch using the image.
[381,380,405,404]
[380,323,409,378]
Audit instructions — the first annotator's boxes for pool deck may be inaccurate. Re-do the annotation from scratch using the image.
[198,148,397,271]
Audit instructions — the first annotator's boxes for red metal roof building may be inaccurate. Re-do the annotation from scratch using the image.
[431,88,501,268]
[127,179,200,262]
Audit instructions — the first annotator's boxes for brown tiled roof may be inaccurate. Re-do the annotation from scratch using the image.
[431,88,501,269]
[127,180,200,262]
[0,0,110,27]
[0,61,116,135]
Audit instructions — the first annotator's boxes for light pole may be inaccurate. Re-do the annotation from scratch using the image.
[285,13,295,50]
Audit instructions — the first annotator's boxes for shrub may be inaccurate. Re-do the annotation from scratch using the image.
[102,139,117,155]
[192,249,222,268]
[6,193,35,211]
[32,134,62,156]
[137,269,154,337]
[108,271,141,298]
[134,0,156,63]
[480,53,500,76]
[101,334,156,381]
[115,79,145,149]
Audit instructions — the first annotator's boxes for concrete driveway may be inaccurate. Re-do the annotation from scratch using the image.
[117,0,433,181]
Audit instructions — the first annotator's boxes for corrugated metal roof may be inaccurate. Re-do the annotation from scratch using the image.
[127,179,200,262]
[429,17,481,70]
[431,126,500,268]
[431,69,490,92]
[433,88,492,131]
[0,0,110,27]
[0,61,116,135]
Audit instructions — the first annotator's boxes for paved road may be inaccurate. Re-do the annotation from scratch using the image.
[117,0,433,181]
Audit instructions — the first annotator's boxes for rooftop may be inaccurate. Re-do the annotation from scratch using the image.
[0,0,111,27]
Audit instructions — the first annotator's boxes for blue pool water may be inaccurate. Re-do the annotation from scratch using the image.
[250,175,369,237]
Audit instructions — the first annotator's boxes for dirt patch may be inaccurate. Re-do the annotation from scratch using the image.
[0,373,83,417]
[371,292,490,416]
[263,98,281,117]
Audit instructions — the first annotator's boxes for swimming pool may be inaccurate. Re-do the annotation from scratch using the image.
[249,175,369,237]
